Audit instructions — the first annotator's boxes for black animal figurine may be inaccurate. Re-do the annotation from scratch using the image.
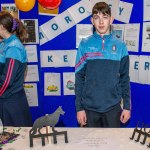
[29,106,68,147]
[30,106,65,135]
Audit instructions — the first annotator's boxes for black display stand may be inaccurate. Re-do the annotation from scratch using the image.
[130,121,150,148]
[29,128,68,147]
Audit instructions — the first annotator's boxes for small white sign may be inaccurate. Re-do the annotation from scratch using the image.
[39,28,49,45]
[129,55,139,83]
[40,50,77,67]
[139,56,150,84]
[115,1,133,23]
[54,10,76,32]
[68,0,91,23]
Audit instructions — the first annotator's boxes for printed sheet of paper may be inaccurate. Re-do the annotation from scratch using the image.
[25,65,39,82]
[112,24,125,40]
[1,3,19,19]
[24,83,38,106]
[144,0,150,21]
[44,73,61,96]
[76,24,93,48]
[63,72,75,95]
[52,128,120,150]
[142,22,150,52]
[25,45,38,62]
[21,19,39,44]
[124,24,140,52]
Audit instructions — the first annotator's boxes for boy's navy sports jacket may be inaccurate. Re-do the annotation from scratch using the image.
[75,32,130,113]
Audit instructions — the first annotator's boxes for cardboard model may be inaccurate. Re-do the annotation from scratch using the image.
[29,106,68,147]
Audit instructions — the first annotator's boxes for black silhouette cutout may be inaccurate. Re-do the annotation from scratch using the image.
[29,106,68,147]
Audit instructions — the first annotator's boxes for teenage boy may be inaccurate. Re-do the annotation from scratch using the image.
[75,2,131,127]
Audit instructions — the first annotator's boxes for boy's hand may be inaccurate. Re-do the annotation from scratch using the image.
[120,109,131,123]
[77,110,87,126]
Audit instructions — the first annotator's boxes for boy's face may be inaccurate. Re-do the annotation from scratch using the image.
[91,12,114,36]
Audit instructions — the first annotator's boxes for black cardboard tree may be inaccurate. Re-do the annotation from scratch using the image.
[130,121,150,148]
[29,106,68,147]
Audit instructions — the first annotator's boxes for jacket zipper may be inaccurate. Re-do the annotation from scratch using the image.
[102,38,105,50]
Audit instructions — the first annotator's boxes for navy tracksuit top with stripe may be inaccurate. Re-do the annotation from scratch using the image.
[0,34,27,98]
[75,32,130,113]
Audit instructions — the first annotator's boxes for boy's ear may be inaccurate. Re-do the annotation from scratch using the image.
[0,24,3,29]
[110,16,114,24]
[0,24,5,30]
[90,17,94,25]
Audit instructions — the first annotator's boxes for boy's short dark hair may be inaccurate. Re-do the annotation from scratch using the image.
[92,2,111,16]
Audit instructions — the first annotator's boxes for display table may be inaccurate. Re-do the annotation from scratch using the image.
[1,127,149,150]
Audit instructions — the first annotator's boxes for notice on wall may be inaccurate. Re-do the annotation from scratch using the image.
[142,22,150,52]
[25,65,39,82]
[25,45,38,62]
[21,19,39,44]
[24,83,38,107]
[124,24,140,52]
[1,3,19,19]
[144,0,150,21]
[44,73,61,96]
[112,24,125,40]
[76,24,93,48]
[63,72,75,95]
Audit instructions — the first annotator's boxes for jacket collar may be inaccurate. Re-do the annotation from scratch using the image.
[2,34,16,43]
[93,31,112,40]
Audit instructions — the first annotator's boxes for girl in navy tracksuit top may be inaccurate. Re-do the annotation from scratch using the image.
[0,12,32,126]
